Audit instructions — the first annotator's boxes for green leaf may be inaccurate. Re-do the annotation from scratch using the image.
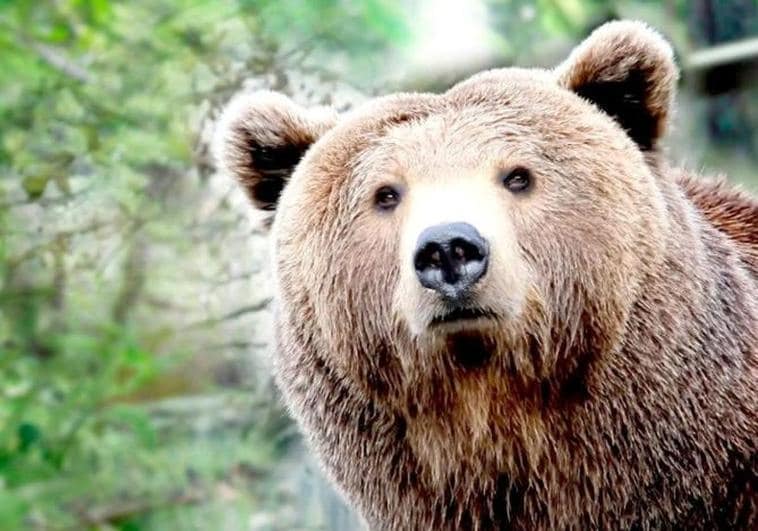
[21,175,49,199]
[53,174,72,195]
[17,423,41,453]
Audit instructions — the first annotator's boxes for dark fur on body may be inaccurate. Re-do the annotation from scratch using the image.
[215,21,758,530]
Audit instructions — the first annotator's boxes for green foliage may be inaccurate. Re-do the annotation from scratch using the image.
[0,0,409,528]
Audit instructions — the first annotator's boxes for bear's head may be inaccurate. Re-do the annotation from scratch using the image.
[215,21,678,443]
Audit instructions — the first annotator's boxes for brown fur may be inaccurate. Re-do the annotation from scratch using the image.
[215,21,758,529]
[679,173,758,276]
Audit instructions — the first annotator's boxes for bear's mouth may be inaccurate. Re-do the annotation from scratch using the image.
[431,307,496,327]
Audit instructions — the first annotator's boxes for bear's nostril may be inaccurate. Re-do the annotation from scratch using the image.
[430,250,442,268]
[450,238,484,263]
[413,222,489,303]
[414,243,446,272]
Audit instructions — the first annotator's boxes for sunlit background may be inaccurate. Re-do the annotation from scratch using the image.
[1,1,756,529]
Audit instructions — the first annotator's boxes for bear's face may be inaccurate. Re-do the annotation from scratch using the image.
[215,21,677,412]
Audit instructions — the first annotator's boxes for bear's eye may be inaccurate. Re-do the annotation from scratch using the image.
[375,185,401,211]
[500,166,532,193]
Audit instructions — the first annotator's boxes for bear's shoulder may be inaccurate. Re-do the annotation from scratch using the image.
[678,171,758,276]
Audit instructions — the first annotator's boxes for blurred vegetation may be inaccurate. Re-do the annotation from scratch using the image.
[0,0,755,529]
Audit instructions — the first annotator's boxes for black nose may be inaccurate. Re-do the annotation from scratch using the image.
[413,222,489,302]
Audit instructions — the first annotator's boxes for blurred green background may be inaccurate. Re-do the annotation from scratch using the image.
[0,1,755,529]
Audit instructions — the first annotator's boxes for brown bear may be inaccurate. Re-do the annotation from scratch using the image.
[215,21,757,530]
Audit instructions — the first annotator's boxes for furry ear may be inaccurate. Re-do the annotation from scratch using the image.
[214,91,338,214]
[555,21,678,151]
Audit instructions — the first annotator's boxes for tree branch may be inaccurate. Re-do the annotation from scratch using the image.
[28,40,92,83]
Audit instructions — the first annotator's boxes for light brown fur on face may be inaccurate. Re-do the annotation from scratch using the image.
[215,21,758,530]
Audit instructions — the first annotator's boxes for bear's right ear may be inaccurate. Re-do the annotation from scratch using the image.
[214,91,338,217]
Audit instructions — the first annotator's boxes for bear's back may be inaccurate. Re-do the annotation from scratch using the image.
[679,173,758,277]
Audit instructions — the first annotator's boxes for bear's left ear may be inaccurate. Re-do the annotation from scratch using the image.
[555,20,678,151]
[214,90,338,218]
